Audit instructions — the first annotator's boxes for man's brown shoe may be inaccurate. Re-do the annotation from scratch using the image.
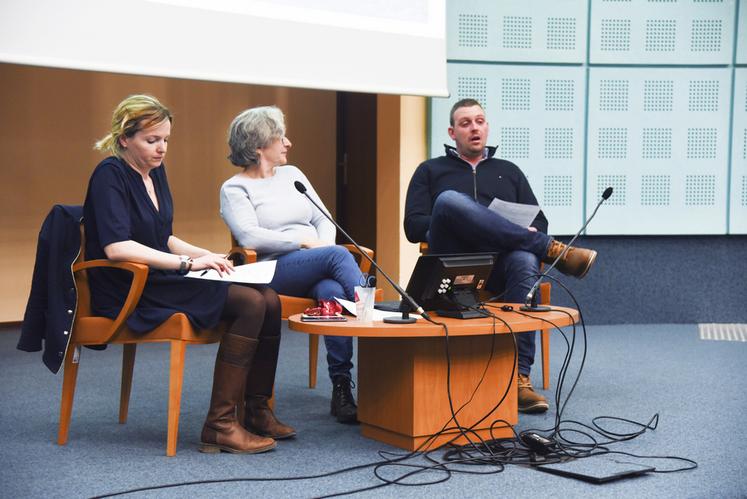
[518,374,549,414]
[543,240,597,279]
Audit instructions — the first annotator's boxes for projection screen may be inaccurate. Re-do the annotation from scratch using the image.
[0,0,448,96]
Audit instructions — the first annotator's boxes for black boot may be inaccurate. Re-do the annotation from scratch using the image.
[330,375,358,424]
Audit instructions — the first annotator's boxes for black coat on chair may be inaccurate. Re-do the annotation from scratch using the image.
[18,204,83,373]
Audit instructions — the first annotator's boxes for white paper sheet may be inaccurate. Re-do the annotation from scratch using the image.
[185,260,276,284]
[488,198,540,228]
[335,297,421,321]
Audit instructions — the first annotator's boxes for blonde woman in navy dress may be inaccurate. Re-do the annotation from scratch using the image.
[84,95,294,454]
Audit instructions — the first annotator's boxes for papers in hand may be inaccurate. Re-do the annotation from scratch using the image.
[488,198,540,228]
[186,260,276,284]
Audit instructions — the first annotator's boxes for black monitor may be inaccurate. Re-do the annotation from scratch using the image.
[400,253,496,319]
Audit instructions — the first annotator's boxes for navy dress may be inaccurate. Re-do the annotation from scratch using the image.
[83,156,229,333]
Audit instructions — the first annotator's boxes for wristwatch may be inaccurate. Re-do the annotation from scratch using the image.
[177,255,193,275]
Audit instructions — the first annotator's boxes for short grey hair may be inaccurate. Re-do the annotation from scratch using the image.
[227,106,286,167]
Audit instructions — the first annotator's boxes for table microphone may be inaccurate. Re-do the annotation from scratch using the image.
[294,180,430,323]
[521,186,613,312]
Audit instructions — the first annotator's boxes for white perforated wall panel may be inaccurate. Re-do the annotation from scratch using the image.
[587,68,730,234]
[432,0,742,236]
[447,0,587,63]
[431,63,585,235]
[730,69,747,233]
[737,1,747,64]
[589,0,735,65]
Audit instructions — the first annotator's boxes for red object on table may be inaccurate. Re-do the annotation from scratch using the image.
[303,299,343,317]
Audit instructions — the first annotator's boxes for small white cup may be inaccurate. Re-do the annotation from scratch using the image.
[354,286,376,322]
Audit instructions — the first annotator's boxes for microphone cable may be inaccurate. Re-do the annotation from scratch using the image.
[322,305,523,497]
[91,275,697,498]
[445,275,697,475]
[91,303,519,498]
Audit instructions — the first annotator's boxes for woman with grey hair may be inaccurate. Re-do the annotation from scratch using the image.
[220,106,361,424]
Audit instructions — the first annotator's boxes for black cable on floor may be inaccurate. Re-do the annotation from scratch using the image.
[92,274,697,498]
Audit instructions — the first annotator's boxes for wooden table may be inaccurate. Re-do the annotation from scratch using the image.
[288,305,579,451]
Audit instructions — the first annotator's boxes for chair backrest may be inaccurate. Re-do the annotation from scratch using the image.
[75,223,92,317]
[229,234,243,260]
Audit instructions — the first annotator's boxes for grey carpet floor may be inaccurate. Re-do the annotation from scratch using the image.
[1,322,745,498]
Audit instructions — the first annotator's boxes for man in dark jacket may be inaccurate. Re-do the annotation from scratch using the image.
[404,98,597,413]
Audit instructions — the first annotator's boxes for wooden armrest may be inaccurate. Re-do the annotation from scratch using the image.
[72,259,149,343]
[228,246,258,265]
[419,242,429,254]
[341,244,374,274]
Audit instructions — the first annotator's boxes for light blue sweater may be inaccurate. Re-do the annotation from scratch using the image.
[220,165,336,261]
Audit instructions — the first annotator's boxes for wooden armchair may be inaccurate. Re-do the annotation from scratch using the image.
[228,236,382,389]
[418,242,552,390]
[59,224,224,456]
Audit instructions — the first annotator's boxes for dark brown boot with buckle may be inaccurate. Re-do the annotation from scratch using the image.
[200,334,276,454]
[543,240,598,279]
[244,335,296,439]
[518,373,549,414]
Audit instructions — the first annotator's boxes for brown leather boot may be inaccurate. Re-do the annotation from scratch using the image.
[200,334,276,454]
[244,335,296,439]
[518,374,549,414]
[543,240,598,279]
[245,395,297,439]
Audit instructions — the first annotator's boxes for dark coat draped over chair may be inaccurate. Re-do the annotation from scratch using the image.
[18,205,83,373]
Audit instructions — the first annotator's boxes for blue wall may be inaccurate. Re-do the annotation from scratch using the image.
[548,235,747,324]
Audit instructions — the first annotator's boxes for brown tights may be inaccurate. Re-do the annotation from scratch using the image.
[221,284,281,339]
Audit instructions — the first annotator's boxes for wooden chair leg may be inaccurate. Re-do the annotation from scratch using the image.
[540,329,550,390]
[309,335,319,389]
[119,344,136,424]
[166,340,186,457]
[539,282,552,390]
[58,344,81,445]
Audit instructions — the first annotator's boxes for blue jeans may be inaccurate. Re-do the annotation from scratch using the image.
[269,245,363,380]
[427,190,551,376]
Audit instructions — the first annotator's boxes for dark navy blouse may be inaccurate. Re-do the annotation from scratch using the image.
[83,156,228,333]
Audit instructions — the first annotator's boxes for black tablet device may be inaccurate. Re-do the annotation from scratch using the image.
[534,456,655,484]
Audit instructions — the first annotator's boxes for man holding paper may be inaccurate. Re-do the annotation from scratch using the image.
[403,98,598,413]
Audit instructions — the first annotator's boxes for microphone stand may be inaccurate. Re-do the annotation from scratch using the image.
[521,187,613,312]
[294,181,429,324]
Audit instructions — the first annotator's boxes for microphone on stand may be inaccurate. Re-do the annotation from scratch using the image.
[294,180,430,324]
[521,187,613,312]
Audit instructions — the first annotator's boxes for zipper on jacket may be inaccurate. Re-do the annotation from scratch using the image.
[61,238,83,366]
[472,167,477,200]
